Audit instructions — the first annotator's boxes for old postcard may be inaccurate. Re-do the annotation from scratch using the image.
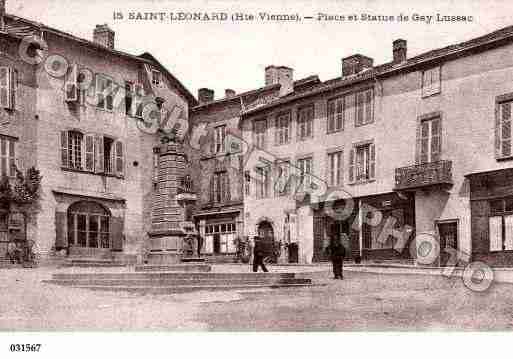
[1,0,512,357]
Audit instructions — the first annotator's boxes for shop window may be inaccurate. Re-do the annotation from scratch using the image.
[489,197,513,251]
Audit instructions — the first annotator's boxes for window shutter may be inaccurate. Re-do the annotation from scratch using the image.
[496,104,502,158]
[337,151,343,186]
[84,134,95,171]
[356,91,364,126]
[225,172,231,201]
[65,63,78,102]
[0,67,12,109]
[132,84,144,118]
[10,69,18,110]
[433,67,441,94]
[505,215,513,251]
[489,216,502,251]
[95,135,104,173]
[348,148,355,183]
[327,100,335,133]
[501,103,512,157]
[55,211,68,250]
[115,140,124,177]
[365,89,373,124]
[209,176,214,202]
[336,98,344,130]
[60,131,69,167]
[415,120,422,164]
[369,143,376,180]
[431,118,442,162]
[111,216,124,251]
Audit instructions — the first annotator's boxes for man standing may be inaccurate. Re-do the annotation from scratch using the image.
[252,236,269,272]
[326,236,346,279]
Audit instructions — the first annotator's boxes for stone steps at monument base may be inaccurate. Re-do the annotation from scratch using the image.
[61,260,127,268]
[135,264,211,272]
[43,278,312,287]
[58,282,317,294]
[51,272,297,281]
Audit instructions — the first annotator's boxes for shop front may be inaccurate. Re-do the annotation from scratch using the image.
[468,168,513,266]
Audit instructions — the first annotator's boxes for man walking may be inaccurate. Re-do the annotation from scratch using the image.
[326,236,346,279]
[252,236,269,273]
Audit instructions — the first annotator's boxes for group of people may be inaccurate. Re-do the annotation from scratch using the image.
[251,233,348,280]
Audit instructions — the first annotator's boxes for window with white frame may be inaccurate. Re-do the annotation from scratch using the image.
[349,143,375,183]
[327,151,343,187]
[131,83,145,118]
[275,160,291,196]
[210,171,230,203]
[418,116,441,164]
[0,136,16,177]
[255,165,271,199]
[253,119,267,149]
[204,222,237,254]
[489,197,513,252]
[297,105,314,140]
[355,88,373,127]
[496,99,513,159]
[96,75,114,111]
[0,66,18,110]
[422,66,441,97]
[275,112,291,145]
[297,157,313,192]
[214,125,226,154]
[327,97,344,133]
[60,131,124,177]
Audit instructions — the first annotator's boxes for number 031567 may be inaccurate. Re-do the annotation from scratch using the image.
[9,344,42,352]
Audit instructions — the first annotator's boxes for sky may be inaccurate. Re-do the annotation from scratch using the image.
[7,0,513,99]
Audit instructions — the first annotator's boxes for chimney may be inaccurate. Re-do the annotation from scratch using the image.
[198,88,214,104]
[93,24,115,49]
[265,65,294,97]
[0,0,5,32]
[341,54,374,77]
[225,89,236,98]
[393,39,407,64]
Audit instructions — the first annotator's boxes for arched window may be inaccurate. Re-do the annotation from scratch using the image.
[67,201,110,248]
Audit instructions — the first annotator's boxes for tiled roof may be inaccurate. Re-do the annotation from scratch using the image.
[3,14,197,106]
[242,24,513,116]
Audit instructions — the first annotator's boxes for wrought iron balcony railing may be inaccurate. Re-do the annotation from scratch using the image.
[394,160,453,191]
[177,176,195,194]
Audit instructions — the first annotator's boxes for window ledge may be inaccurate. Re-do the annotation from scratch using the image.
[421,91,441,99]
[298,136,314,142]
[348,179,376,186]
[327,129,344,135]
[354,122,374,128]
[61,167,124,179]
[496,156,513,162]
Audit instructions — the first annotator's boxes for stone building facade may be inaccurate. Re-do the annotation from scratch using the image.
[240,26,513,266]
[1,7,196,263]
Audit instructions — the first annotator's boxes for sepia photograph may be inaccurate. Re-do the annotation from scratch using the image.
[1,0,513,356]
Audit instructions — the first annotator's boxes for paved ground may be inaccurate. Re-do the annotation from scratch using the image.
[2,266,513,331]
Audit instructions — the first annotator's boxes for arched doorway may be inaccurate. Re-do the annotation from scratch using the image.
[67,201,111,249]
[257,221,274,241]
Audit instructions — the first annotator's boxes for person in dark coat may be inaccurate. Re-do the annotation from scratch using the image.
[252,236,269,273]
[326,236,346,279]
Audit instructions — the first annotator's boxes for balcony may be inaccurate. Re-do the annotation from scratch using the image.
[394,160,453,191]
